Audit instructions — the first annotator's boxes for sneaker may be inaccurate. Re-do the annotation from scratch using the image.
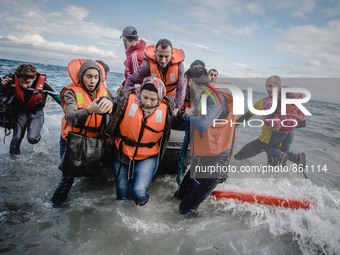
[275,152,288,166]
[280,153,288,166]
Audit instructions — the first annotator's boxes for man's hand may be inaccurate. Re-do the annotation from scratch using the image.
[183,107,193,118]
[86,98,113,114]
[1,76,12,87]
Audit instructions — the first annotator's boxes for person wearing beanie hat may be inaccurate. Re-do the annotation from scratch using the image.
[51,59,113,206]
[105,76,173,207]
[174,65,236,215]
[77,59,102,93]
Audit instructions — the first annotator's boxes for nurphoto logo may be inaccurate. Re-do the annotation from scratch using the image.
[200,83,312,128]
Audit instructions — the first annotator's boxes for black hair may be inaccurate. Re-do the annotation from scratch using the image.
[141,83,157,93]
[124,35,139,42]
[190,60,205,68]
[184,66,209,86]
[155,39,173,50]
[95,60,110,75]
[208,68,218,75]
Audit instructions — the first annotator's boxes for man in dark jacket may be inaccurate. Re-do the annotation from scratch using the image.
[175,66,235,215]
[1,64,61,157]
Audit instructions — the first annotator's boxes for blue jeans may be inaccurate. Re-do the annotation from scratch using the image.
[113,155,158,205]
[268,131,297,161]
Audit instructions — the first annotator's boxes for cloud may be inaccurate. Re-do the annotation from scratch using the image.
[231,22,259,37]
[0,2,122,68]
[63,5,89,21]
[1,0,339,79]
[275,20,340,76]
[0,34,118,59]
[176,40,218,54]
[323,1,340,17]
[0,3,120,42]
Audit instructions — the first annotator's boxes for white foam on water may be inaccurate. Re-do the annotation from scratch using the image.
[213,178,340,254]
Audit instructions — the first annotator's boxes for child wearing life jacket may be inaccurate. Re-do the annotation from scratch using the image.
[233,75,282,165]
[264,90,307,166]
[106,76,173,206]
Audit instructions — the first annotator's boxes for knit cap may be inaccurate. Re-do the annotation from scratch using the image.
[78,59,102,88]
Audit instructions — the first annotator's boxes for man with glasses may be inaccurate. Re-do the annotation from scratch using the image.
[208,69,218,84]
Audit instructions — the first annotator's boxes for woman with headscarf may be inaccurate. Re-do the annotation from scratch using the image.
[106,76,173,206]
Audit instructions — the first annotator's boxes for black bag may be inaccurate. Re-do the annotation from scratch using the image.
[61,131,105,177]
[0,93,17,130]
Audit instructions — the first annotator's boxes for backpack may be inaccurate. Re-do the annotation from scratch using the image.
[0,88,17,132]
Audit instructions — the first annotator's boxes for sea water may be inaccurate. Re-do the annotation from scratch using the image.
[0,59,339,255]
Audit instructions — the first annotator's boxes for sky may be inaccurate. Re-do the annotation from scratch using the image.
[0,0,339,102]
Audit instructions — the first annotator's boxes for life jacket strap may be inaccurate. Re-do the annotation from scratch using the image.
[120,135,157,148]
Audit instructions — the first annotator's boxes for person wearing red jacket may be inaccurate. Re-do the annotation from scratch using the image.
[120,26,146,85]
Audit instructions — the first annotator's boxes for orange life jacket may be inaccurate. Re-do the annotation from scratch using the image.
[67,59,106,84]
[191,90,236,157]
[14,73,46,109]
[61,59,108,140]
[145,45,185,96]
[115,93,167,160]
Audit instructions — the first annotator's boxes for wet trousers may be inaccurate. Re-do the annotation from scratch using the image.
[234,138,274,165]
[10,109,44,155]
[114,155,158,206]
[176,171,220,215]
[51,137,74,203]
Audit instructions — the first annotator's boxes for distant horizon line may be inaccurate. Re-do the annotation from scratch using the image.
[2,58,340,80]
[1,58,338,105]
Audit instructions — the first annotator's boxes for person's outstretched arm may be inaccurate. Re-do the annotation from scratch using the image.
[44,81,62,106]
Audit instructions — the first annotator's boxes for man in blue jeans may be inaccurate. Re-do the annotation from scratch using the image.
[175,66,236,215]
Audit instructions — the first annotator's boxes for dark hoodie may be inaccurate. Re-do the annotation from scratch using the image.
[78,59,102,95]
